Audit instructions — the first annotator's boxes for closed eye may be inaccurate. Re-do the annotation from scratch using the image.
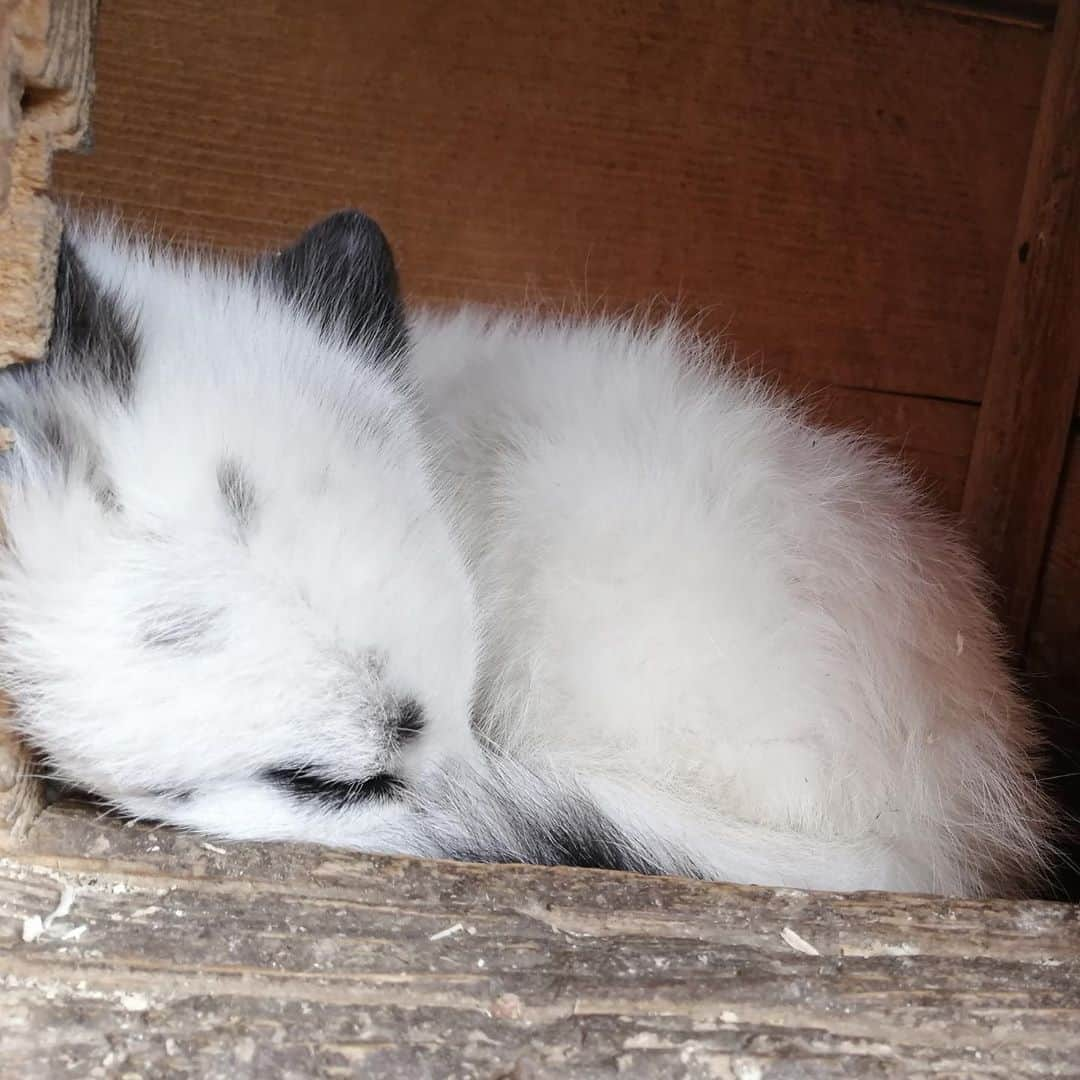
[262,766,405,809]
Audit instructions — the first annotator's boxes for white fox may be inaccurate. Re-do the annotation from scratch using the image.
[0,211,1049,896]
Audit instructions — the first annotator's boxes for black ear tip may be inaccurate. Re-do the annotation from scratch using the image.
[302,209,394,261]
[268,207,406,360]
[317,208,383,232]
[48,230,140,398]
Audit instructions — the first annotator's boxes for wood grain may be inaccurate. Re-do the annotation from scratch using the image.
[1030,435,1080,705]
[1026,430,1080,887]
[0,0,97,366]
[0,801,1077,1078]
[54,0,1048,402]
[961,0,1080,649]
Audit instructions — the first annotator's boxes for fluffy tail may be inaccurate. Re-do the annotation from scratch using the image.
[394,754,917,893]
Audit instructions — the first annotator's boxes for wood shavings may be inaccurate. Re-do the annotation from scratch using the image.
[20,883,78,943]
[21,915,44,943]
[781,926,821,956]
[429,922,464,942]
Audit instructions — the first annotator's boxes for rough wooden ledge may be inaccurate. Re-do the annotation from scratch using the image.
[0,802,1076,1078]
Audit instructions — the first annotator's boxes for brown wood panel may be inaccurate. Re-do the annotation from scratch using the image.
[962,0,1080,650]
[55,0,1049,401]
[0,0,97,365]
[1026,428,1080,897]
[1,801,1077,1077]
[1029,432,1080,712]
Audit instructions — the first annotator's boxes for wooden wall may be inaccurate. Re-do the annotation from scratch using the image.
[1030,435,1080,773]
[53,1,1079,886]
[55,0,1055,508]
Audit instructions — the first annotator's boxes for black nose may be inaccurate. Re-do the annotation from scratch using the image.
[395,698,425,742]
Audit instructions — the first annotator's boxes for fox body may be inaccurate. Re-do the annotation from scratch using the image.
[0,212,1048,896]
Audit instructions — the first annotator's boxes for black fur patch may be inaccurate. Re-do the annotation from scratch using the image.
[265,210,407,363]
[140,606,222,651]
[0,232,137,488]
[434,771,701,878]
[51,233,140,398]
[147,787,194,804]
[442,810,678,876]
[542,812,670,875]
[27,406,108,488]
[395,698,425,742]
[217,457,258,529]
[93,483,121,513]
[39,411,73,464]
[263,766,405,809]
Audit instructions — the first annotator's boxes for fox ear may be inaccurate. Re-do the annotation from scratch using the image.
[0,231,136,495]
[266,210,407,362]
[50,232,140,398]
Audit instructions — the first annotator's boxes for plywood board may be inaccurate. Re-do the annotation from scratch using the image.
[54,0,1049,401]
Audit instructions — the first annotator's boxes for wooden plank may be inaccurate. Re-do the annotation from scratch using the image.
[0,0,97,366]
[0,802,1077,1078]
[1025,429,1080,899]
[961,0,1080,650]
[1029,433,1080,706]
[54,0,1048,402]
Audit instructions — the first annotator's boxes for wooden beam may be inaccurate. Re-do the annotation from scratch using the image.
[962,0,1080,650]
[0,0,98,367]
[0,801,1077,1077]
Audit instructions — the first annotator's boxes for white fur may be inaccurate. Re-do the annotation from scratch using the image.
[0,224,1048,896]
[0,226,479,832]
[409,311,1048,894]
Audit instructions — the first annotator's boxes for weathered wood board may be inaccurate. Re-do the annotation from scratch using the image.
[962,0,1080,648]
[0,802,1077,1078]
[0,0,97,366]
